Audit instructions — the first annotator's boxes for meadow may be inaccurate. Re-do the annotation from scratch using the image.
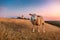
[0,18,60,40]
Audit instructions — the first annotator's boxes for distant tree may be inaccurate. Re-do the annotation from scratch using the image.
[17,17,21,19]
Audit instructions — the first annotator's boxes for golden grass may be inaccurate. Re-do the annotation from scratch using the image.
[0,18,60,40]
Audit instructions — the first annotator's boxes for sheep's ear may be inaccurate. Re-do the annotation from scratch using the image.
[29,14,32,16]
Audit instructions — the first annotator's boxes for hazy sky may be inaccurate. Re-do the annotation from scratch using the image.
[0,0,60,21]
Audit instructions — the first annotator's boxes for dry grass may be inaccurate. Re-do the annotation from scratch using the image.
[0,18,60,40]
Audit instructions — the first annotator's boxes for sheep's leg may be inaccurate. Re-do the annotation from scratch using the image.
[37,26,40,32]
[42,24,45,33]
[32,25,35,32]
[32,28,35,32]
[43,26,45,33]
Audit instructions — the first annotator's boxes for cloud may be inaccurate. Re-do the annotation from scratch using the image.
[38,1,60,20]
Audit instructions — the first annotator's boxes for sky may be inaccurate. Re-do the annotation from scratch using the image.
[0,0,60,21]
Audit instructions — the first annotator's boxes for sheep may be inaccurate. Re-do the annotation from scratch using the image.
[29,14,45,33]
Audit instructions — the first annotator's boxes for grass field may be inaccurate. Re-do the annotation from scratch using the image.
[0,18,60,40]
